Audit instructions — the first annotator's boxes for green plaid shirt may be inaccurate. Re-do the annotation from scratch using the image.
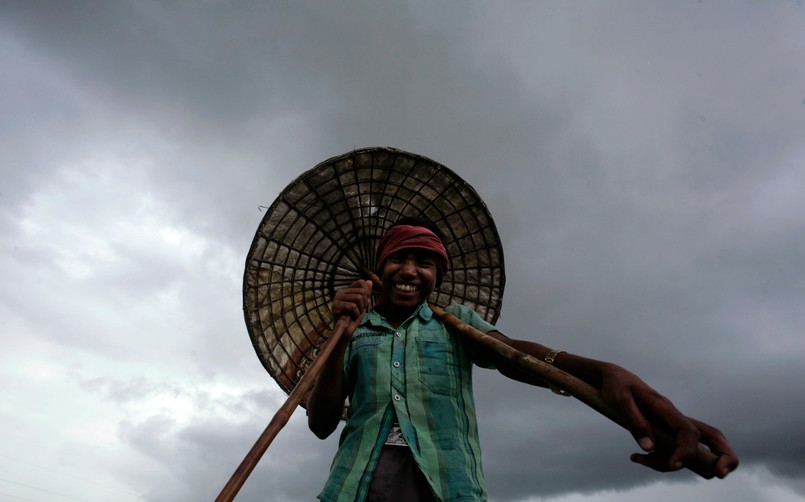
[318,303,496,501]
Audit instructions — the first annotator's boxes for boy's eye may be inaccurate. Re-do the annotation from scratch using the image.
[385,252,437,268]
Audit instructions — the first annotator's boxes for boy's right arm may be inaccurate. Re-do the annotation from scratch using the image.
[306,279,372,439]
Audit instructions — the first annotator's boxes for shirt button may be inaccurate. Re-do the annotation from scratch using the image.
[395,332,402,337]
[393,361,401,368]
[394,394,402,401]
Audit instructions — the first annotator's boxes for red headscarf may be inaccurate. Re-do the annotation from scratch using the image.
[375,224,449,279]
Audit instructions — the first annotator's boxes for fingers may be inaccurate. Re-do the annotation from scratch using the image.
[631,418,739,479]
[634,405,701,471]
[613,391,656,452]
[714,453,740,479]
[666,423,701,470]
[626,390,702,470]
[687,417,740,478]
[602,372,701,471]
[599,365,739,478]
[332,280,373,320]
[628,425,696,474]
[630,451,679,472]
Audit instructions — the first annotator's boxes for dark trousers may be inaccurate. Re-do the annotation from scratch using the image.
[366,445,436,502]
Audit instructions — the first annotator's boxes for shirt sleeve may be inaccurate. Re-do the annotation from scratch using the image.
[443,304,501,369]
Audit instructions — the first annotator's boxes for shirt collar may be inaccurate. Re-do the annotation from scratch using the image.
[361,302,433,328]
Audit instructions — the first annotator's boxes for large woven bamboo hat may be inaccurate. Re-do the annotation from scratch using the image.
[243,147,505,395]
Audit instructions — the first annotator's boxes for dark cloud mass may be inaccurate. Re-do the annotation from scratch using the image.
[1,1,804,501]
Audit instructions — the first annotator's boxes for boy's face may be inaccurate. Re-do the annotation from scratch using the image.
[380,249,438,312]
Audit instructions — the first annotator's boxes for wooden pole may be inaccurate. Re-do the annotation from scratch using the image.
[214,316,351,502]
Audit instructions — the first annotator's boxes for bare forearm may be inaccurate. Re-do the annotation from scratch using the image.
[491,335,609,389]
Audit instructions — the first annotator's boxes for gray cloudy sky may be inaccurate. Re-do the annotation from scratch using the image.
[1,1,804,501]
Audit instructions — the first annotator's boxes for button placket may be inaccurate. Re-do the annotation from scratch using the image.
[390,327,406,403]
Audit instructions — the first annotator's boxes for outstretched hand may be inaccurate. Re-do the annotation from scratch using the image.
[598,364,739,478]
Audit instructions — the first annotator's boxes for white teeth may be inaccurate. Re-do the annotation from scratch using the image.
[395,283,418,293]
